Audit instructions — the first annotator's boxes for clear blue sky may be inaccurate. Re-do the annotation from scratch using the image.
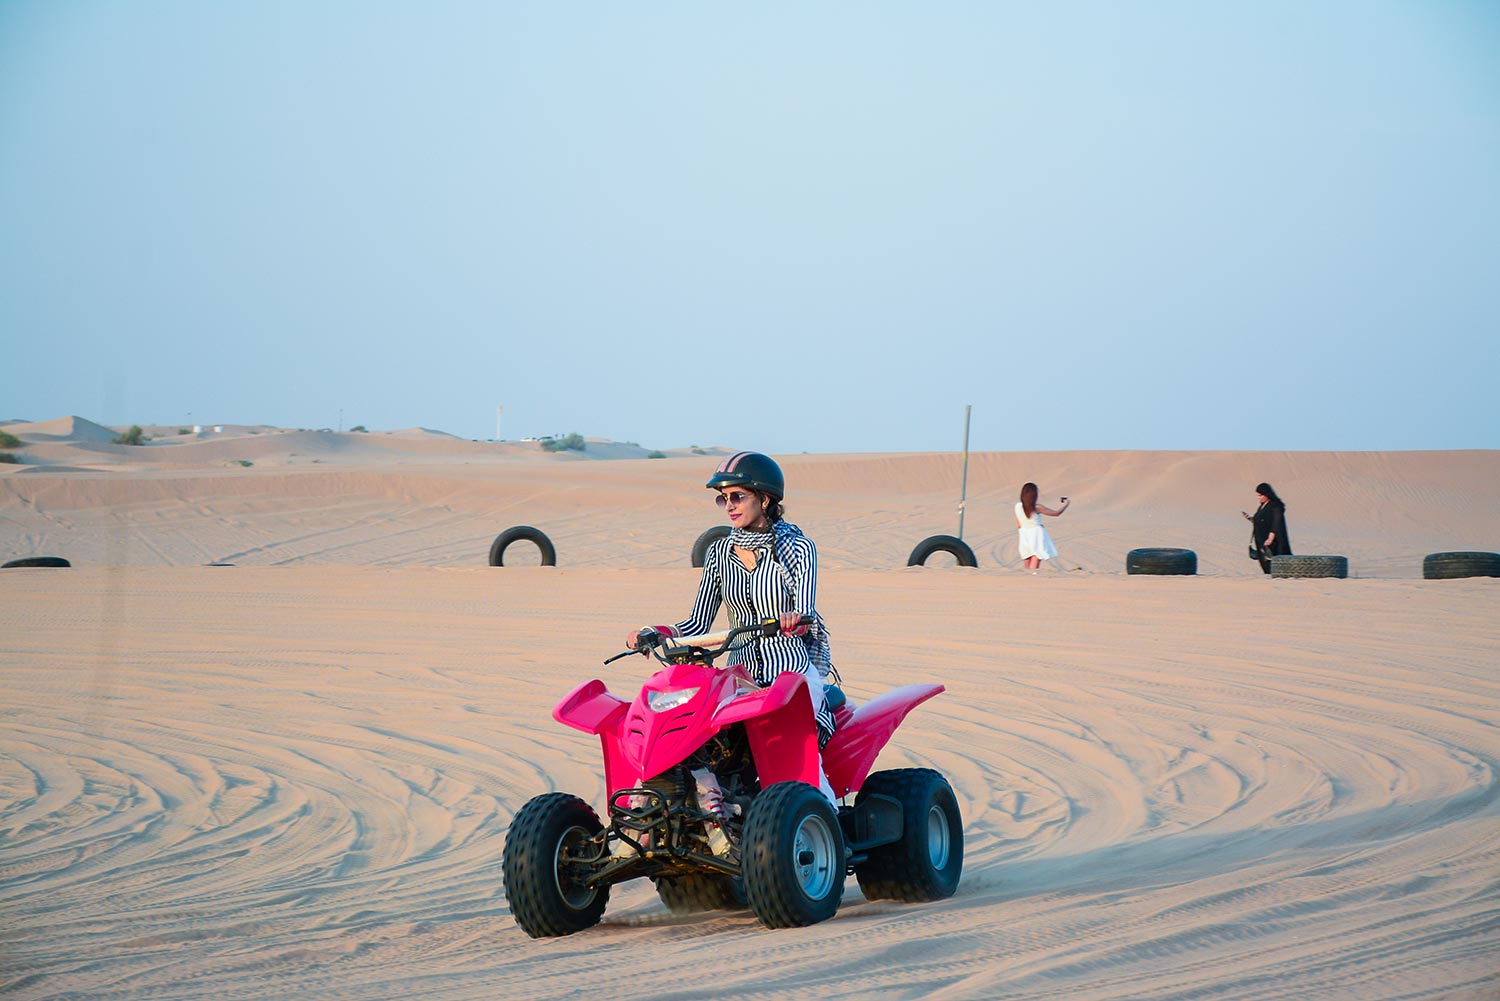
[2,2,1496,453]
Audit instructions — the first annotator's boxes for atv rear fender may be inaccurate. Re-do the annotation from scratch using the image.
[823,684,945,797]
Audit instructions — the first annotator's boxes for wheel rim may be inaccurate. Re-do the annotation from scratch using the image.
[792,813,838,900]
[552,823,597,910]
[926,804,951,870]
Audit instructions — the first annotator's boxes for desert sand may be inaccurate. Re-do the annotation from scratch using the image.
[1,420,1497,999]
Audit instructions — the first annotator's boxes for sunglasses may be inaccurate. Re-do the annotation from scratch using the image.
[715,490,757,508]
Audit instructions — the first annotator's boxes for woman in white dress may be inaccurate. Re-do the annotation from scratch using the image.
[1016,482,1070,571]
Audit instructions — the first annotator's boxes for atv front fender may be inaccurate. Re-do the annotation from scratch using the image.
[554,679,629,735]
[714,671,822,789]
[554,680,636,795]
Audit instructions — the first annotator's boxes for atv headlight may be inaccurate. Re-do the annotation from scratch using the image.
[647,687,700,712]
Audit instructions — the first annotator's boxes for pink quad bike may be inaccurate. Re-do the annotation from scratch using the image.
[503,617,963,936]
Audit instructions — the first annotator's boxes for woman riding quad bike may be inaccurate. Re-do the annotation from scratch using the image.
[502,618,963,935]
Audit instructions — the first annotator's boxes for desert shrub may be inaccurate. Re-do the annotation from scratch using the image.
[541,432,586,453]
[0,430,23,448]
[113,425,147,446]
[0,452,17,464]
[236,459,253,467]
[350,425,367,432]
[691,446,707,455]
[647,450,667,459]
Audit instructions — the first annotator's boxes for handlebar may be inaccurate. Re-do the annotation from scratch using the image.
[602,615,813,667]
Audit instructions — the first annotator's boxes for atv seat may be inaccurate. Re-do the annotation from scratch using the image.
[824,684,847,713]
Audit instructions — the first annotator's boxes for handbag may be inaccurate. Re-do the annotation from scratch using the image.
[1248,544,1260,561]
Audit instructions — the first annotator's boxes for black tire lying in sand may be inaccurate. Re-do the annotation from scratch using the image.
[691,525,731,568]
[488,526,557,567]
[1422,551,1500,580]
[1126,548,1197,576]
[1271,555,1349,579]
[907,535,978,568]
[2,556,71,569]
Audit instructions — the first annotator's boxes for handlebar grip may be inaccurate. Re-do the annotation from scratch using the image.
[673,614,817,651]
[757,614,814,637]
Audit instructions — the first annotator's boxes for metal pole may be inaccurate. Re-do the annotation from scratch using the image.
[958,404,972,540]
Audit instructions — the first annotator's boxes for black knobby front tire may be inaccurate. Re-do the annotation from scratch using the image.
[503,793,609,938]
[742,782,846,929]
[655,872,748,914]
[907,535,978,568]
[1271,555,1349,579]
[1126,548,1197,575]
[691,525,731,568]
[2,556,71,568]
[1423,551,1500,580]
[488,526,556,567]
[853,768,964,902]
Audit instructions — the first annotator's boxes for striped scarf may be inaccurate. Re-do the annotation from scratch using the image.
[728,521,780,557]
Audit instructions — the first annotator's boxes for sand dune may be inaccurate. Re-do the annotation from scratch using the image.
[0,426,1497,998]
[3,415,120,444]
[1,421,729,475]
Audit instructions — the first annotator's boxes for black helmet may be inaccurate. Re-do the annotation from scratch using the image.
[705,451,784,500]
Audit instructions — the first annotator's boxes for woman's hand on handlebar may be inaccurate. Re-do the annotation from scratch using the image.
[626,625,677,651]
[779,612,811,637]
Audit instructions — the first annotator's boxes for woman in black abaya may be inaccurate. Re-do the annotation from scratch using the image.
[1242,482,1291,574]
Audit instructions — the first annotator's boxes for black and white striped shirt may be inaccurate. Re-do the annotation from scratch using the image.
[673,524,836,738]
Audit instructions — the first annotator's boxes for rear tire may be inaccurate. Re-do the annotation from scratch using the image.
[691,525,731,568]
[854,768,963,902]
[503,793,608,937]
[1271,555,1349,579]
[907,535,978,568]
[655,872,748,913]
[488,526,556,567]
[742,782,846,928]
[1423,551,1500,580]
[1126,548,1197,575]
